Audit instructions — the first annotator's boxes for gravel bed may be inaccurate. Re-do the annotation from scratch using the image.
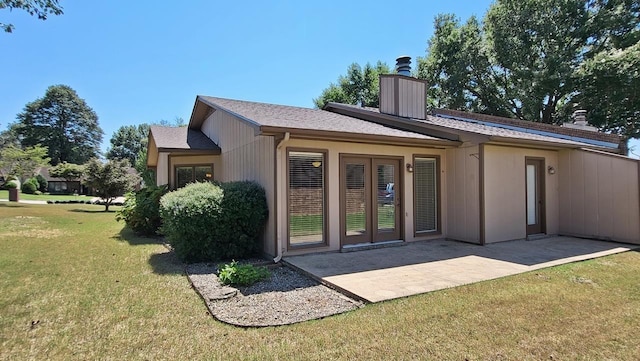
[186,263,363,327]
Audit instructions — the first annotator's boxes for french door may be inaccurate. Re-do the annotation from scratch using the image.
[340,156,402,246]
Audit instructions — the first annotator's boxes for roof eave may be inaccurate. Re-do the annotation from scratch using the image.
[487,136,616,152]
[259,126,460,148]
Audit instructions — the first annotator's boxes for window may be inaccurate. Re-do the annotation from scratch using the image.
[175,165,213,188]
[414,157,438,233]
[288,150,327,247]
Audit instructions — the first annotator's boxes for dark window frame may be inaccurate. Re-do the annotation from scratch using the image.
[173,164,214,189]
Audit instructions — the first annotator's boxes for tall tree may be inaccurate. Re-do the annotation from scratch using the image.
[83,158,139,211]
[0,0,63,33]
[106,124,150,165]
[314,61,391,108]
[15,85,104,165]
[0,144,50,182]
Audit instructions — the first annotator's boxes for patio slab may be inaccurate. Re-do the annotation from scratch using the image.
[284,236,636,303]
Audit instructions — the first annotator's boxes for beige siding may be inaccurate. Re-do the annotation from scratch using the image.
[201,110,277,256]
[379,76,426,119]
[278,138,448,256]
[482,145,559,243]
[445,146,480,243]
[559,149,640,244]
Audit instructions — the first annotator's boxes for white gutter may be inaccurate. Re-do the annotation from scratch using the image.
[273,132,290,263]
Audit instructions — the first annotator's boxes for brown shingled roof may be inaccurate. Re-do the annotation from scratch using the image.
[432,108,623,146]
[149,126,221,153]
[197,96,445,142]
[325,102,620,151]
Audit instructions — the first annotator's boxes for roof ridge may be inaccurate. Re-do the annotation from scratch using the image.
[199,95,321,112]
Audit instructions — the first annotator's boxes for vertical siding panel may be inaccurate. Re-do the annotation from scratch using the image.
[597,155,614,238]
[583,153,599,237]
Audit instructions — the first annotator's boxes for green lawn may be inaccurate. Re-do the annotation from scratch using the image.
[0,190,92,202]
[1,203,639,360]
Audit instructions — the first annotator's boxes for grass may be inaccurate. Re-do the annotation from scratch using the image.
[1,203,640,360]
[290,208,395,237]
[0,190,92,202]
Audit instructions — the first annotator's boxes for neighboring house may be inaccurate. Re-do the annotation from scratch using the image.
[38,167,83,195]
[147,57,640,259]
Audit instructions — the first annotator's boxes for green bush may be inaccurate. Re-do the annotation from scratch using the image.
[116,185,168,236]
[21,179,38,194]
[34,190,42,195]
[5,181,18,189]
[217,261,270,286]
[217,181,269,258]
[34,174,48,192]
[159,181,268,262]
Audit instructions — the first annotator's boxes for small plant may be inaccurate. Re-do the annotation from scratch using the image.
[217,261,270,286]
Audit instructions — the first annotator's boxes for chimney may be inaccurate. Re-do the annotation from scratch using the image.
[379,56,427,119]
[395,56,412,76]
[573,109,588,126]
[562,109,598,131]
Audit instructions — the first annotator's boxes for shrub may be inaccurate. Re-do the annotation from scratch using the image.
[116,185,168,236]
[160,182,224,262]
[159,181,268,262]
[34,190,42,195]
[217,261,270,286]
[34,174,48,192]
[21,179,38,194]
[217,181,269,258]
[5,181,18,189]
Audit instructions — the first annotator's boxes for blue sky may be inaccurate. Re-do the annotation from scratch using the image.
[1,0,638,156]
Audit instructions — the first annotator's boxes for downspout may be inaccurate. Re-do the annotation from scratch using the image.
[273,132,290,263]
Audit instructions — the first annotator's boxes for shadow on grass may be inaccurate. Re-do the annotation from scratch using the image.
[0,203,25,208]
[113,226,185,275]
[68,208,116,213]
[148,251,185,275]
[113,226,164,246]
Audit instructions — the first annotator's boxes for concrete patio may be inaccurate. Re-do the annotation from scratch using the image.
[284,236,636,303]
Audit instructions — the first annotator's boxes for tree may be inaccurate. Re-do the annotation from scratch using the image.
[83,158,139,211]
[106,124,150,165]
[0,144,50,183]
[1,0,64,33]
[15,85,104,165]
[314,61,391,108]
[417,0,640,134]
[49,161,85,182]
[573,42,640,138]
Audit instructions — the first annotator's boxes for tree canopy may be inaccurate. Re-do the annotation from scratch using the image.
[0,0,63,33]
[106,124,150,166]
[83,158,139,211]
[314,62,391,109]
[417,0,640,137]
[14,85,104,165]
[49,161,85,182]
[0,144,50,182]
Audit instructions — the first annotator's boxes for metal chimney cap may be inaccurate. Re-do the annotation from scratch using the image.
[396,56,412,76]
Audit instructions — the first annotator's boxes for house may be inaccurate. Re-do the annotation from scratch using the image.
[37,167,83,195]
[147,57,640,260]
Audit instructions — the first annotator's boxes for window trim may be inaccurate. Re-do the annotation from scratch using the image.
[413,154,441,237]
[286,147,329,250]
[172,163,214,189]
